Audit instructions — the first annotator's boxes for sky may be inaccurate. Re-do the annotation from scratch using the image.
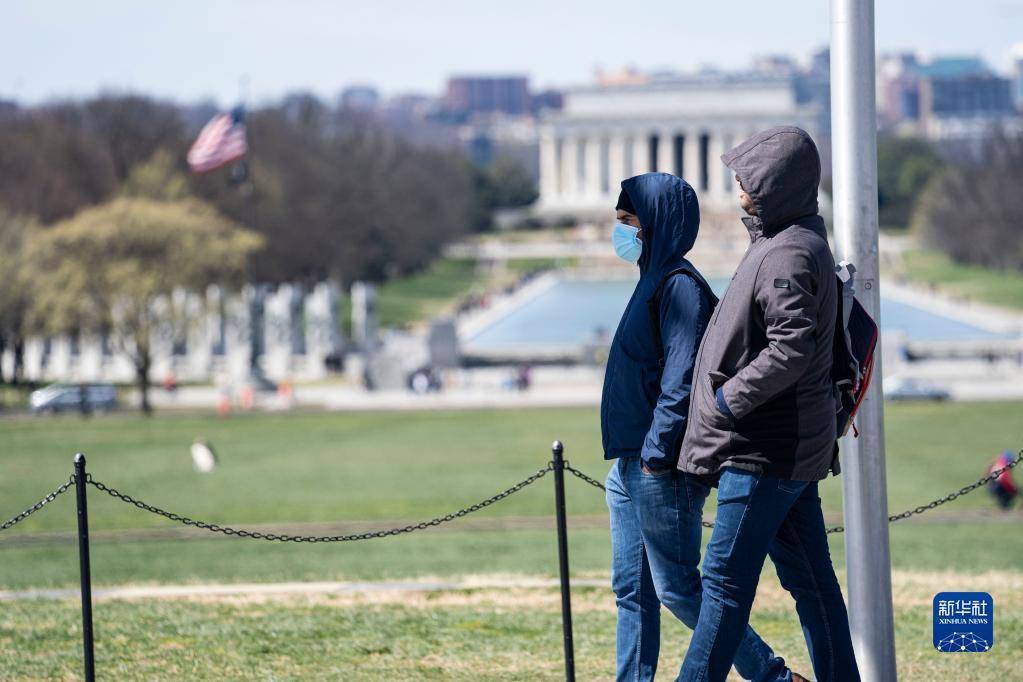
[3,0,1022,106]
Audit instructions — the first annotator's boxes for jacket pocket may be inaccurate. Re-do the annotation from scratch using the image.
[708,370,730,390]
[701,370,733,431]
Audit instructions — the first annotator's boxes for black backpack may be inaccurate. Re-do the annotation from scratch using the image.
[647,266,719,368]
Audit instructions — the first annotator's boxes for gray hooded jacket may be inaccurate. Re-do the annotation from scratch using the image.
[678,127,837,481]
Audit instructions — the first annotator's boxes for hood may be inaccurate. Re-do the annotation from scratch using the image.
[721,126,821,234]
[620,172,700,277]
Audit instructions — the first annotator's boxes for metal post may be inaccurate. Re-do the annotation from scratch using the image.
[830,1,898,679]
[74,453,96,682]
[550,440,575,682]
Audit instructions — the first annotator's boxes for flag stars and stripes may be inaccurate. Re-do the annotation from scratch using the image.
[187,108,248,174]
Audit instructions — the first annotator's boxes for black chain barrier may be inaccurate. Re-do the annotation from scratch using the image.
[565,449,1023,535]
[85,465,553,542]
[0,476,75,531]
[2,451,1020,540]
[826,448,1023,534]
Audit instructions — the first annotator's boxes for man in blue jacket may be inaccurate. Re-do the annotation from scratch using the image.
[602,173,802,681]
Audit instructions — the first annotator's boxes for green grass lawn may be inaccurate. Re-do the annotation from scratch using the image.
[897,249,1023,311]
[2,576,1020,680]
[1,403,1021,679]
[1,402,1021,588]
[338,256,571,331]
[357,257,487,330]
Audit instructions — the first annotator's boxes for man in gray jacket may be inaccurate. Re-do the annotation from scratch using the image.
[677,127,860,681]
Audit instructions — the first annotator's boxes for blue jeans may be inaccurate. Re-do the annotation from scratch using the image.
[679,469,860,682]
[606,457,791,681]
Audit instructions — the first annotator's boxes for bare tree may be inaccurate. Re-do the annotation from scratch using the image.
[912,131,1023,270]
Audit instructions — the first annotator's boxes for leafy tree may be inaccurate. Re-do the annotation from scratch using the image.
[24,190,263,413]
[876,136,944,229]
[911,131,1023,271]
[121,148,191,201]
[465,156,539,232]
[485,156,539,208]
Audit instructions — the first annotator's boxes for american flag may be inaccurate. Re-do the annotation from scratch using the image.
[187,107,248,174]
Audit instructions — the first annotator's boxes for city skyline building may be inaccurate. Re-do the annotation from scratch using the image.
[536,70,820,224]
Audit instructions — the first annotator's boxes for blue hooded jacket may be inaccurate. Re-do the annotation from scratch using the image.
[600,173,715,470]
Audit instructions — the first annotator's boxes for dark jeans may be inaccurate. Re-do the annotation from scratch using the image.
[679,468,860,682]
[606,458,791,681]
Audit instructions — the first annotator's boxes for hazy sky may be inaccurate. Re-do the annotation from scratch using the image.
[4,0,1021,105]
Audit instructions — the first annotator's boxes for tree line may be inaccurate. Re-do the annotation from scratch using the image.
[0,93,537,403]
[873,133,1020,272]
[910,131,1023,272]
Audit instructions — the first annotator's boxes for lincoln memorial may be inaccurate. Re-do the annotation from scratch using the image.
[536,72,822,227]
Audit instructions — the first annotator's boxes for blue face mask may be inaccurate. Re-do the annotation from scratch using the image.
[612,222,642,264]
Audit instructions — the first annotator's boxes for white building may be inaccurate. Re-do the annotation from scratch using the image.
[536,73,821,226]
[5,282,347,386]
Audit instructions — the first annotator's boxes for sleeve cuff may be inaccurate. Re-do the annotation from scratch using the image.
[715,387,735,420]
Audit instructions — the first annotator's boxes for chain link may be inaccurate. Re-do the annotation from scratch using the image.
[85,464,554,542]
[0,476,75,532]
[566,450,1023,535]
[878,448,1023,525]
[562,462,606,491]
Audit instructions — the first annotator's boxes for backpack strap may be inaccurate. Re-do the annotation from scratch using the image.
[647,267,719,368]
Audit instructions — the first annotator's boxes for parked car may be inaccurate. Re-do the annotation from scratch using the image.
[29,383,118,414]
[882,376,951,402]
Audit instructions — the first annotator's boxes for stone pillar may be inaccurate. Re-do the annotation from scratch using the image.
[626,132,642,174]
[305,280,343,379]
[206,285,226,357]
[560,135,579,201]
[599,136,611,198]
[707,130,729,200]
[350,281,378,351]
[608,134,628,192]
[622,136,635,180]
[539,129,559,206]
[584,134,602,198]
[289,284,306,357]
[685,129,703,188]
[262,285,292,379]
[244,283,268,378]
[224,287,253,381]
[658,131,674,174]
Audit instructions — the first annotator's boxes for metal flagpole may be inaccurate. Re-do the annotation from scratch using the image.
[829,0,898,679]
[235,75,266,383]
